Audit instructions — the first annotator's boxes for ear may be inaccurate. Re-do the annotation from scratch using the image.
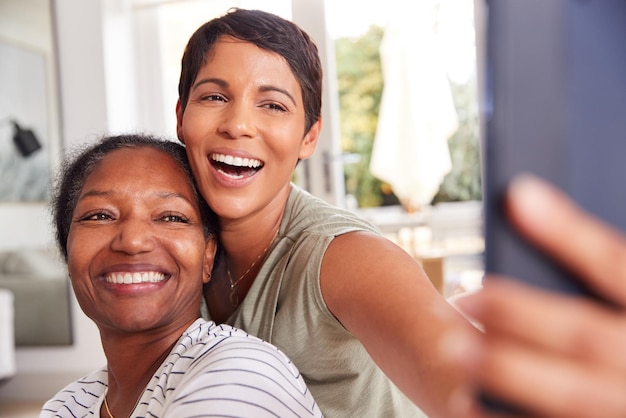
[202,236,218,284]
[176,99,185,144]
[298,118,322,160]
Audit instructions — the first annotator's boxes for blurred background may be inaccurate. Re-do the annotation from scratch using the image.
[0,0,484,414]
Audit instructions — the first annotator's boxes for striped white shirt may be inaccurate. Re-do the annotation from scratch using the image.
[40,319,322,417]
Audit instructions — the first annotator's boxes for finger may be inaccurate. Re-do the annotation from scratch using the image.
[440,324,624,418]
[458,393,522,418]
[505,174,626,305]
[457,280,626,375]
[447,386,490,418]
[477,334,626,418]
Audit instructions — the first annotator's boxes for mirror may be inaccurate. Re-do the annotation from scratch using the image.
[0,0,72,346]
[0,0,61,201]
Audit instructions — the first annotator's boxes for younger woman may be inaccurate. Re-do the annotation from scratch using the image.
[176,9,476,417]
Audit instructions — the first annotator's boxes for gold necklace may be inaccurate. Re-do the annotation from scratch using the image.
[103,391,142,418]
[103,395,114,418]
[226,228,279,307]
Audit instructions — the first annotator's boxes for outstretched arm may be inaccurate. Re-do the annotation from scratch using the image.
[321,230,479,418]
[450,175,626,418]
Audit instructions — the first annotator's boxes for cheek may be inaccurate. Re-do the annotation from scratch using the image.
[66,245,92,287]
[263,122,296,149]
[181,111,209,145]
[276,131,308,163]
[171,236,208,272]
[65,249,94,309]
[180,127,207,171]
[66,229,107,282]
[66,233,89,273]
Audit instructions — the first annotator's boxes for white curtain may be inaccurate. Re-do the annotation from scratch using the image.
[370,0,458,210]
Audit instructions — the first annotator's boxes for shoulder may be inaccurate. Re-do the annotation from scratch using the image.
[190,322,304,383]
[164,321,322,417]
[175,320,304,383]
[40,368,107,417]
[284,184,379,238]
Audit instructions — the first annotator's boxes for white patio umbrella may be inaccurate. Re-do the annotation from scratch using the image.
[370,0,458,211]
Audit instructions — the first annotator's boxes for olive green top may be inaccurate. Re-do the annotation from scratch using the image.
[208,184,425,417]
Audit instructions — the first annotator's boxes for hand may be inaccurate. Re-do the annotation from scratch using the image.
[447,175,626,418]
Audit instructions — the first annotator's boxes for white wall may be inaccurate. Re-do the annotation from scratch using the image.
[0,0,107,403]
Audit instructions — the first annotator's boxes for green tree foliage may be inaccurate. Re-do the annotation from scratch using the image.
[335,25,482,208]
[335,26,391,208]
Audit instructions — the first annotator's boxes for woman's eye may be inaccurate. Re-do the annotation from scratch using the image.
[79,211,113,222]
[160,213,190,224]
[265,102,287,112]
[201,94,226,102]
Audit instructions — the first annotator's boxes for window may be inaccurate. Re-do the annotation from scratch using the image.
[102,0,291,138]
[327,0,481,211]
[102,0,481,210]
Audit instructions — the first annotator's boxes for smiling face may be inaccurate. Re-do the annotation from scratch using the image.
[66,147,216,335]
[176,36,321,221]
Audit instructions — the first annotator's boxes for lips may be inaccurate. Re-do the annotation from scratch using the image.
[104,271,166,284]
[210,153,263,179]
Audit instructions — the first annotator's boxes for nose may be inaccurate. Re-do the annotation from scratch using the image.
[110,217,155,255]
[218,100,256,139]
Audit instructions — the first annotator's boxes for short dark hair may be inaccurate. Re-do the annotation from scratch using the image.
[50,133,217,261]
[177,8,322,134]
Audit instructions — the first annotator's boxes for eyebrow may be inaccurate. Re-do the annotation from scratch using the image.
[192,77,227,91]
[78,189,195,204]
[259,85,296,106]
[78,190,112,200]
[192,77,297,106]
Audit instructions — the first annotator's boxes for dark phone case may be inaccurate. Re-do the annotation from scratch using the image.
[481,0,626,413]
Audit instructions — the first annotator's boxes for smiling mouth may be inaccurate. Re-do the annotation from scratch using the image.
[105,272,166,284]
[211,153,263,179]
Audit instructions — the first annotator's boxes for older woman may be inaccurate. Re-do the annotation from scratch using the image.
[41,133,321,418]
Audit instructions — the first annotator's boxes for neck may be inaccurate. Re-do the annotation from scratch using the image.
[206,186,288,320]
[204,213,283,323]
[100,324,190,417]
[219,213,283,277]
[217,183,290,257]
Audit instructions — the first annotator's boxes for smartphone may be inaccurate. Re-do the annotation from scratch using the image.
[481,0,626,413]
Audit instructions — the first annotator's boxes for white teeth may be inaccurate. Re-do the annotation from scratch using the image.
[105,272,165,284]
[221,170,245,180]
[211,153,262,168]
